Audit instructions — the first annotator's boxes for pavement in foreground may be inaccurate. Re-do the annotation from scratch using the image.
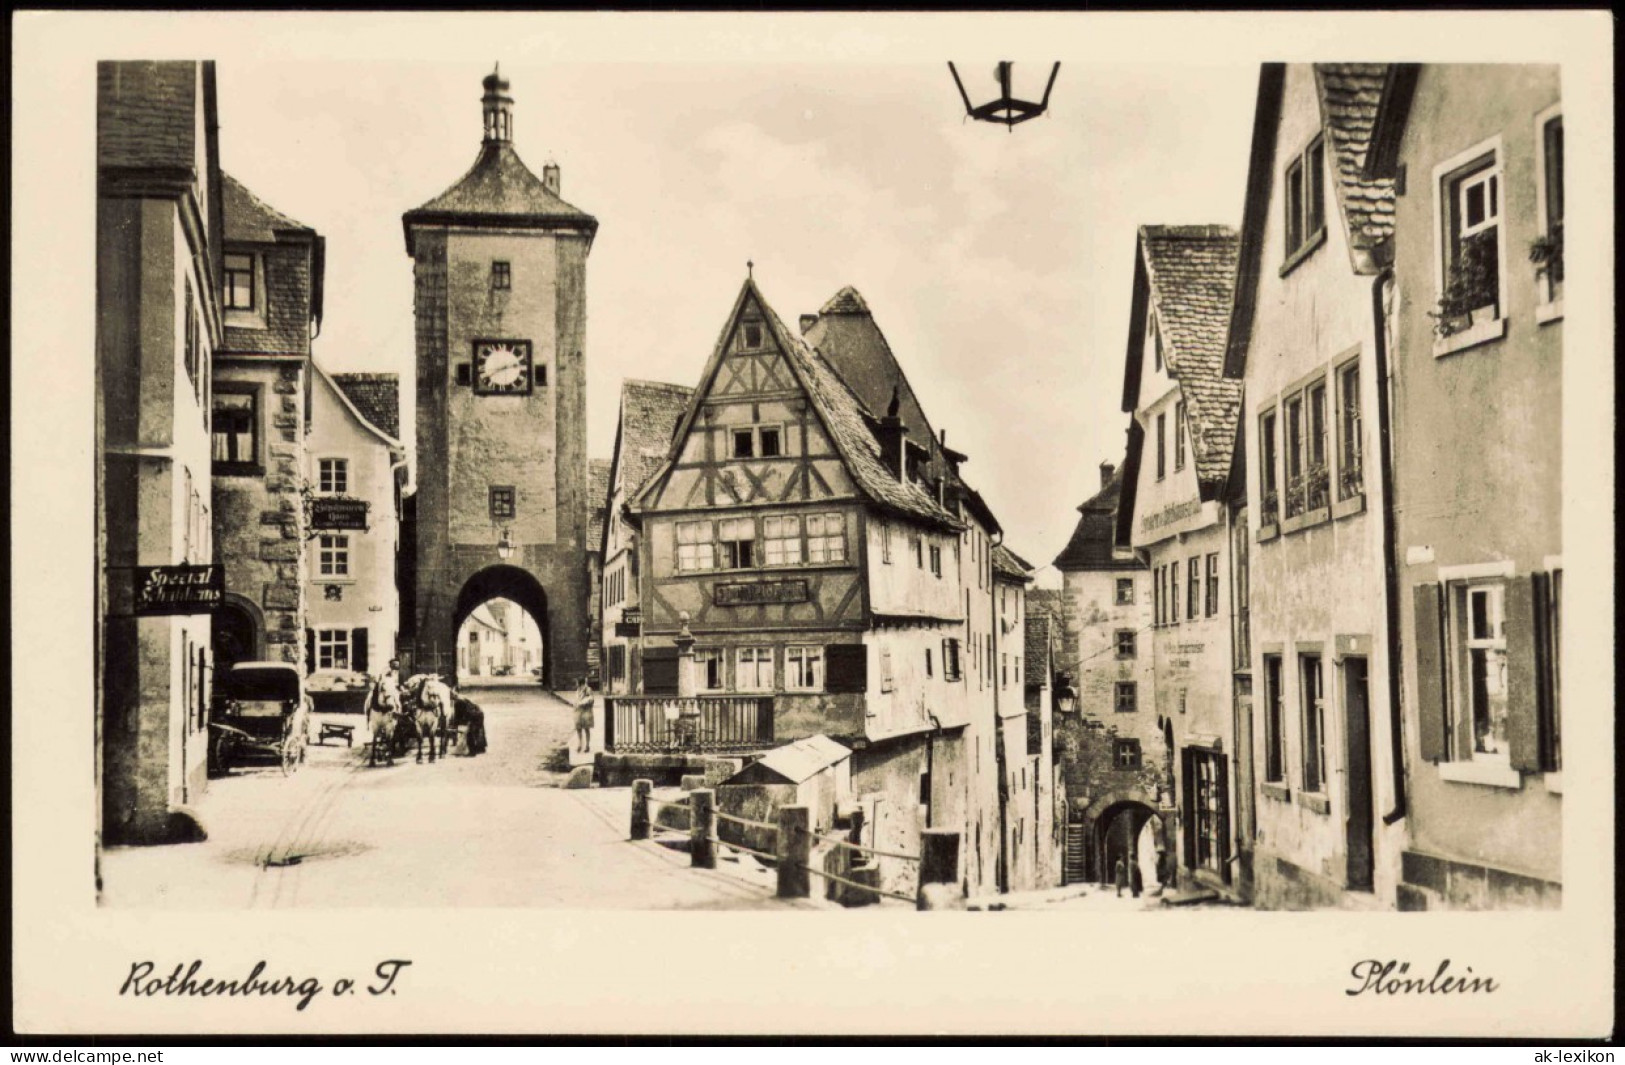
[99,684,815,910]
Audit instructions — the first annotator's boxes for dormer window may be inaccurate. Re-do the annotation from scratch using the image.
[742,321,763,349]
[492,261,511,290]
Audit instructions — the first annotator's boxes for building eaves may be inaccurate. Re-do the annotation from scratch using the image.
[402,142,596,255]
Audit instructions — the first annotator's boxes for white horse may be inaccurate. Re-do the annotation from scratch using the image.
[401,673,452,763]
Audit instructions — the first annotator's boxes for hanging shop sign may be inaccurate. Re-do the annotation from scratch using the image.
[133,564,224,617]
[311,498,370,530]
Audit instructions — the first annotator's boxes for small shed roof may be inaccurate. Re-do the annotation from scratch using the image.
[728,734,851,786]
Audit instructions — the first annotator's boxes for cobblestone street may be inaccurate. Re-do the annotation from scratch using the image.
[100,683,816,910]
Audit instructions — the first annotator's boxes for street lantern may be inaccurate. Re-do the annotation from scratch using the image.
[948,61,1060,130]
[496,527,516,561]
[1055,673,1079,714]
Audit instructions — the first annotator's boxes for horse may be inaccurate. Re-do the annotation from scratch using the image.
[365,677,401,768]
[448,692,488,757]
[400,673,451,764]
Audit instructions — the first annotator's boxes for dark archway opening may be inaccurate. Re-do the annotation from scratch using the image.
[1094,800,1160,892]
[212,600,260,674]
[448,565,551,688]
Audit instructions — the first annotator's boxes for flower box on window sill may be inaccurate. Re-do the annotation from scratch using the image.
[1261,781,1291,803]
[1256,522,1280,544]
[215,462,265,479]
[1436,759,1523,790]
[1281,507,1330,536]
[1433,312,1507,358]
[1332,493,1366,521]
[1296,791,1331,816]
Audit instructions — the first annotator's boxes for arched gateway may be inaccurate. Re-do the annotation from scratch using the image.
[453,566,551,685]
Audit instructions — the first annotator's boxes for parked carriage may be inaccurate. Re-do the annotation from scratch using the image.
[208,661,310,776]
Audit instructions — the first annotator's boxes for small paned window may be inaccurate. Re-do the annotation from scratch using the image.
[676,521,716,572]
[1301,653,1327,793]
[1174,400,1187,471]
[319,458,349,495]
[785,647,824,691]
[1114,681,1137,713]
[1116,629,1137,659]
[1114,738,1142,770]
[736,647,774,691]
[763,515,802,566]
[490,486,516,520]
[318,534,350,578]
[696,649,724,692]
[1205,553,1220,617]
[732,429,755,459]
[743,322,763,348]
[212,390,258,469]
[807,514,846,563]
[224,253,255,310]
[1116,578,1135,606]
[492,261,511,289]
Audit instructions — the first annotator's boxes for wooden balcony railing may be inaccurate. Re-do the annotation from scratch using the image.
[604,696,775,754]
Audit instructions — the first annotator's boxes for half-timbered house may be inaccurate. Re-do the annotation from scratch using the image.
[615,277,1029,897]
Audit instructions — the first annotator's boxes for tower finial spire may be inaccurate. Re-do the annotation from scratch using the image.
[482,64,514,144]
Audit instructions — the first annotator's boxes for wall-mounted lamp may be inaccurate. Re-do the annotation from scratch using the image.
[949,61,1060,131]
[496,527,516,561]
[1055,673,1079,714]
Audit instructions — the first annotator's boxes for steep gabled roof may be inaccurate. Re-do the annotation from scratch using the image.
[402,142,596,255]
[1024,610,1054,679]
[332,373,400,441]
[315,363,402,451]
[1124,225,1243,495]
[618,380,694,501]
[1053,461,1145,571]
[1226,64,1401,380]
[992,543,1035,583]
[222,171,312,242]
[635,279,962,533]
[587,457,613,550]
[1313,64,1399,273]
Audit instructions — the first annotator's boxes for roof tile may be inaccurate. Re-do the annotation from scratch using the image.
[332,373,400,441]
[1313,64,1398,264]
[1139,225,1243,489]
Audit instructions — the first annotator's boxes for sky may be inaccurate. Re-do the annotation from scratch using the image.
[213,53,1258,583]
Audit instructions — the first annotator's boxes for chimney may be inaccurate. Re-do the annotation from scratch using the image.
[542,162,560,196]
[799,313,818,335]
[1100,461,1115,488]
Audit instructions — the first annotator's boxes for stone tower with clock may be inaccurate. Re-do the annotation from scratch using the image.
[402,67,596,685]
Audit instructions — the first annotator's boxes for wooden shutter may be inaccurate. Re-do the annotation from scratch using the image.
[351,628,369,674]
[825,644,868,693]
[642,647,679,695]
[305,628,316,675]
[1412,583,1447,763]
[1503,575,1542,773]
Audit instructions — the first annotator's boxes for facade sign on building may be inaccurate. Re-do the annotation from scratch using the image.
[311,497,370,530]
[132,564,224,617]
[714,579,811,606]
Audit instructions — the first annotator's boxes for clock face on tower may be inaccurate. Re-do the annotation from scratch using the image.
[472,339,534,395]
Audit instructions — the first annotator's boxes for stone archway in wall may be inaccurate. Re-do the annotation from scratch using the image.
[212,595,262,673]
[1084,792,1161,890]
[450,565,552,688]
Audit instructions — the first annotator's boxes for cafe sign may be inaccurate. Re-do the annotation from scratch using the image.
[615,608,642,638]
[311,498,370,531]
[133,564,224,617]
[714,579,810,607]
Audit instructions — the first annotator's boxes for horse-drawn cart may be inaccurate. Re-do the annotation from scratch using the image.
[209,662,310,776]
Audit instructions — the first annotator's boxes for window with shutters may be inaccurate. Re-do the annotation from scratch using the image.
[736,647,774,691]
[642,648,679,695]
[316,628,350,671]
[676,520,716,572]
[825,644,867,693]
[1450,579,1509,765]
[762,515,802,566]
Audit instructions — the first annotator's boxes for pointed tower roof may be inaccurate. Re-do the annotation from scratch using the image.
[402,67,597,255]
